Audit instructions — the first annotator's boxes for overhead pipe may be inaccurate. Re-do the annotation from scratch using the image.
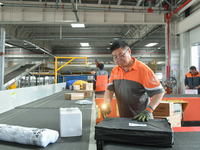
[167,0,192,19]
[165,4,170,80]
[177,0,197,15]
[147,0,153,13]
[2,3,170,14]
[165,0,191,78]
[70,0,79,22]
[165,0,191,93]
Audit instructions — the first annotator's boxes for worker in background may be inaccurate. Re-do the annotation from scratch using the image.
[101,40,165,122]
[95,59,99,67]
[91,69,95,75]
[94,63,110,94]
[91,69,96,90]
[185,66,200,94]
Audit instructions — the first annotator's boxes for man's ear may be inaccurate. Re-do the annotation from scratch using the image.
[128,48,131,56]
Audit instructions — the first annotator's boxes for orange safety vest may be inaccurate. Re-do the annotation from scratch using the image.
[95,70,109,92]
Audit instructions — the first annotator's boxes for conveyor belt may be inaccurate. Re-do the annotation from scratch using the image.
[102,132,200,150]
[164,94,200,97]
[4,64,35,83]
[0,89,95,150]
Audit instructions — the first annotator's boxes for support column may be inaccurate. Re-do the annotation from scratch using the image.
[28,75,30,87]
[18,80,20,88]
[43,76,45,85]
[180,32,190,94]
[0,28,6,91]
[36,77,37,86]
[169,16,181,94]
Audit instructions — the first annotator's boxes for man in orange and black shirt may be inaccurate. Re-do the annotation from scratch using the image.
[185,66,200,94]
[102,40,165,122]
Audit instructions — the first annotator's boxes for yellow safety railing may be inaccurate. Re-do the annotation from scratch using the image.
[54,57,87,84]
[147,59,157,73]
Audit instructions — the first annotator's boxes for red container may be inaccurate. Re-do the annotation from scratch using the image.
[95,98,119,124]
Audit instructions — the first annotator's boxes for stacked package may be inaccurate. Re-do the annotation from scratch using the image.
[95,117,174,147]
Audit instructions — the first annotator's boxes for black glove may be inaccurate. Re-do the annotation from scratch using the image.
[100,103,111,119]
[133,105,153,122]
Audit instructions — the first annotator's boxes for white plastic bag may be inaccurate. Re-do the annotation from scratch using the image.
[75,100,93,105]
[0,124,59,147]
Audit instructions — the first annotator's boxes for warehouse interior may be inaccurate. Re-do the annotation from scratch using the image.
[1,0,200,149]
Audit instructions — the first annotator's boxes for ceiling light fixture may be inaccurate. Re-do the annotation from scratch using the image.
[157,62,164,64]
[145,43,158,47]
[71,24,85,28]
[80,43,89,47]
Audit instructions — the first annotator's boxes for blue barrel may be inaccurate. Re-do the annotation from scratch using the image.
[66,80,77,89]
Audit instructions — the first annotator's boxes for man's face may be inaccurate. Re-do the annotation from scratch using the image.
[91,71,95,75]
[190,69,196,75]
[112,47,131,67]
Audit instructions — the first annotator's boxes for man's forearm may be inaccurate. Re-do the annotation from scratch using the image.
[149,92,165,110]
[104,90,114,103]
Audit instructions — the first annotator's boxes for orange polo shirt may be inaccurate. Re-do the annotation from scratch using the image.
[107,57,164,118]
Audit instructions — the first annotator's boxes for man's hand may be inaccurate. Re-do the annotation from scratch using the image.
[195,86,200,89]
[100,103,111,119]
[133,106,153,122]
[186,85,190,89]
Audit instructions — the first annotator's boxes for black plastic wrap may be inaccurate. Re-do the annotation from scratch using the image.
[95,117,174,148]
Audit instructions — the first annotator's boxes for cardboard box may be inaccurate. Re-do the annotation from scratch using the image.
[65,93,84,100]
[69,85,72,90]
[60,107,82,137]
[83,83,93,90]
[154,114,181,127]
[76,90,93,98]
[161,100,188,113]
[185,89,198,94]
[73,85,80,90]
[153,101,174,116]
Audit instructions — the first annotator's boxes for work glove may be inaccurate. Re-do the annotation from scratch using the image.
[132,105,153,122]
[100,103,111,119]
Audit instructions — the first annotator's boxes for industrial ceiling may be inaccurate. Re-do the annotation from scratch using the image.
[1,0,197,72]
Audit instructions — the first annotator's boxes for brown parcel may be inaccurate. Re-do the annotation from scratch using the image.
[153,101,174,116]
[73,85,80,90]
[83,83,93,90]
[76,90,92,98]
[65,93,84,100]
[154,114,181,127]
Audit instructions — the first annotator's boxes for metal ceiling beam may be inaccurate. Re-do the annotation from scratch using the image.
[70,0,79,22]
[175,8,200,34]
[23,40,55,58]
[136,0,143,6]
[2,2,170,13]
[117,0,122,5]
[6,37,165,41]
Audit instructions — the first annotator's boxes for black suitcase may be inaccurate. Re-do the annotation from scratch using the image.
[95,117,174,148]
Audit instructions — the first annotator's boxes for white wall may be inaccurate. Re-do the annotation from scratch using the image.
[190,26,200,45]
[179,26,200,94]
[0,83,66,114]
